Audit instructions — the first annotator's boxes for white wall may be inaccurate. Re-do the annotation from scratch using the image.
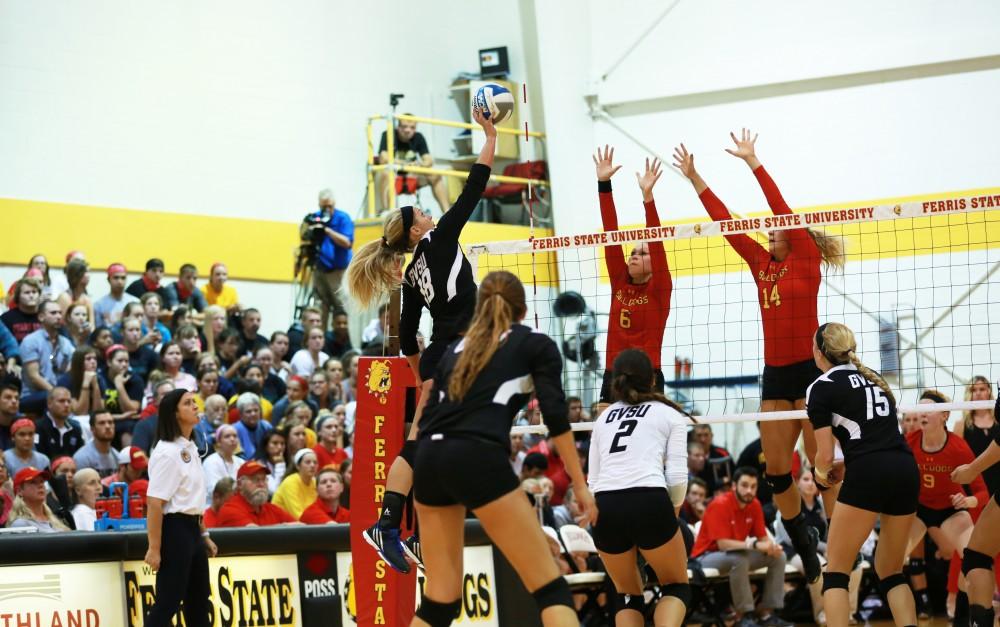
[1,0,535,331]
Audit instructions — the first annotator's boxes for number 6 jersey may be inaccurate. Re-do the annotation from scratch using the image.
[599,181,672,371]
[588,400,689,494]
[806,363,910,463]
[399,163,491,357]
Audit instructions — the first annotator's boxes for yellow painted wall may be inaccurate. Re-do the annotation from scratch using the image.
[6,185,997,288]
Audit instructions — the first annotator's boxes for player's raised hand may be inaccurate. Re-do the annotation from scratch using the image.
[671,143,697,179]
[636,157,663,201]
[593,145,622,181]
[724,128,758,160]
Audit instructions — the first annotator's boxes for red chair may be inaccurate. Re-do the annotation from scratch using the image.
[480,160,549,225]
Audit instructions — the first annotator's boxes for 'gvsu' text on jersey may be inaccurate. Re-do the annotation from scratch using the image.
[604,403,652,454]
[407,252,434,303]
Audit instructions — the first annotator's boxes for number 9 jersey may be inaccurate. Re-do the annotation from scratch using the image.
[806,363,910,463]
[588,400,689,494]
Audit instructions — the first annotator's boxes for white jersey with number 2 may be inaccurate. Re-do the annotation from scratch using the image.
[588,400,689,494]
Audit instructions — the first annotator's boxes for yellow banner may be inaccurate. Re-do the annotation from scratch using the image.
[123,555,302,627]
[0,562,125,626]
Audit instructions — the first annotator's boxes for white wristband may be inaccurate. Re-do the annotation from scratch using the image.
[745,536,756,549]
[201,531,211,538]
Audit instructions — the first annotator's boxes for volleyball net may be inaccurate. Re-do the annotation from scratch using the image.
[467,188,1000,434]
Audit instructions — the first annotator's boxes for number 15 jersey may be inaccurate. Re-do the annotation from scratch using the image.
[588,400,689,494]
[806,363,910,463]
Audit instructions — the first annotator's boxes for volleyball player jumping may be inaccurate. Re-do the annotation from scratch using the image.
[592,146,672,407]
[346,109,497,573]
[951,398,1000,627]
[807,322,920,627]
[410,271,596,627]
[674,130,844,583]
[589,348,692,627]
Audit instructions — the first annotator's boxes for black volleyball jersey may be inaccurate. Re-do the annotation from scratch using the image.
[806,363,910,463]
[399,163,491,357]
[418,324,571,449]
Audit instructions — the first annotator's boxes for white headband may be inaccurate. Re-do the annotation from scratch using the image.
[293,448,316,467]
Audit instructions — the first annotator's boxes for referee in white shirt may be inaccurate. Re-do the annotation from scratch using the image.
[144,389,218,626]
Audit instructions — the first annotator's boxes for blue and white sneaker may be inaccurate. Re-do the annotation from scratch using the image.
[363,524,411,574]
[403,534,424,572]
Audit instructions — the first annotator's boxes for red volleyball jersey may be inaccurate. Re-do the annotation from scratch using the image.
[698,167,821,366]
[600,189,672,370]
[906,430,989,510]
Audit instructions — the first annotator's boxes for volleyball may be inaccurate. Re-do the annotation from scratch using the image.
[473,83,514,124]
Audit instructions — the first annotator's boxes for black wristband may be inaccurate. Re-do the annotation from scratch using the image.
[598,180,612,193]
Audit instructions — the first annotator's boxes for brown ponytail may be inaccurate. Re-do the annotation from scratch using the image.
[449,271,526,401]
[816,322,896,405]
[344,209,410,309]
[610,349,694,422]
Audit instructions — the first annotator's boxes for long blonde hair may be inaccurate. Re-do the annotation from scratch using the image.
[816,322,895,405]
[345,210,410,309]
[807,228,846,272]
[962,375,994,428]
[9,495,70,531]
[449,271,526,401]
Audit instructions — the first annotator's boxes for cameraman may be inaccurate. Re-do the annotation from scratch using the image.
[302,189,353,331]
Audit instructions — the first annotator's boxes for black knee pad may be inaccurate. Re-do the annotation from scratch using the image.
[907,557,926,576]
[659,582,691,608]
[616,592,645,615]
[414,596,461,627]
[822,571,850,593]
[962,548,995,576]
[815,481,830,492]
[970,604,996,627]
[532,576,573,611]
[878,572,908,598]
[399,439,417,466]
[765,472,793,494]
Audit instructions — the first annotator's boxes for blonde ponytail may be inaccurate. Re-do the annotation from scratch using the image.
[818,322,895,405]
[449,272,526,401]
[848,351,896,406]
[345,210,409,309]
[807,228,846,273]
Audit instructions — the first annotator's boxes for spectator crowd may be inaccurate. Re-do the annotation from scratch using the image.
[0,230,376,533]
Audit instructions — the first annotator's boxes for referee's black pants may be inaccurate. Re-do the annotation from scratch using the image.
[146,513,211,626]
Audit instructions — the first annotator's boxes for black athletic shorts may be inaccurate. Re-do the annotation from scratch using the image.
[592,487,678,554]
[838,449,919,516]
[599,368,666,404]
[418,336,458,382]
[413,435,520,511]
[916,504,963,529]
[761,358,822,402]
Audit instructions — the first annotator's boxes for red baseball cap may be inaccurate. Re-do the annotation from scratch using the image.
[118,446,148,471]
[10,418,36,436]
[13,467,50,493]
[237,460,270,479]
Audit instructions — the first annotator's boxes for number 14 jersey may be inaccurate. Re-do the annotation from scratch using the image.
[588,400,689,494]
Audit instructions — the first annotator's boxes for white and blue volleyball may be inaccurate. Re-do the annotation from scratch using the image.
[473,83,514,124]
